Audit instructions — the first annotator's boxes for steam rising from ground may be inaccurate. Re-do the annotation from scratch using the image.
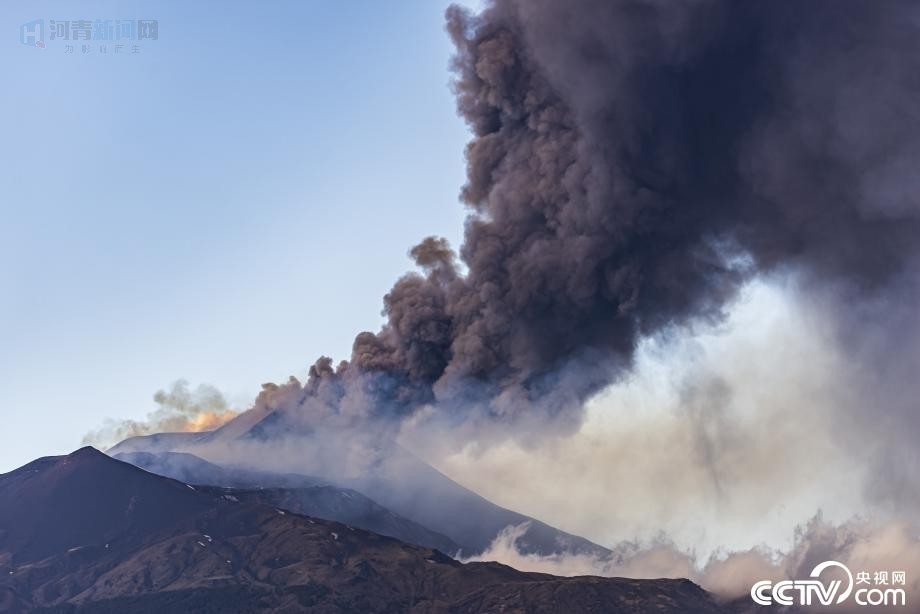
[412,279,920,602]
[411,281,863,554]
[83,380,237,448]
[465,517,920,606]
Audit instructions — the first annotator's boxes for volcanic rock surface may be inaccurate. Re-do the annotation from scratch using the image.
[0,448,732,613]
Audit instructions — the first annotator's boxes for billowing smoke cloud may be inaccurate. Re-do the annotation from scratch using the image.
[91,1,920,599]
[269,0,920,447]
[466,515,920,608]
[83,380,237,449]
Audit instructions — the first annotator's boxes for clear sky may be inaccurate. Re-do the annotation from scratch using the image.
[1,1,477,472]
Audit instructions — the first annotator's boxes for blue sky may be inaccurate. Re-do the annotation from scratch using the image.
[0,1,477,472]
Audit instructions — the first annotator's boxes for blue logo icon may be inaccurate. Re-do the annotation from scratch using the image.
[20,19,44,47]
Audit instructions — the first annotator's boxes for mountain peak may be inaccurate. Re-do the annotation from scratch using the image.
[67,445,106,461]
[0,446,212,564]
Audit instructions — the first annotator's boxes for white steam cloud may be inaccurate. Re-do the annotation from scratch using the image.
[83,380,237,449]
[464,516,920,608]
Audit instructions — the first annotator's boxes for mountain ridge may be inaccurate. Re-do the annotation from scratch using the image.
[107,418,612,558]
[0,448,732,613]
[112,450,461,554]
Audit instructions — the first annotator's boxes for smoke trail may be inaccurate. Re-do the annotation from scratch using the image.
[264,0,920,447]
[82,380,237,448]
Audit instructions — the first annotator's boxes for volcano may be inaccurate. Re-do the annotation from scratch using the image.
[0,447,732,613]
[112,450,461,554]
[107,405,612,559]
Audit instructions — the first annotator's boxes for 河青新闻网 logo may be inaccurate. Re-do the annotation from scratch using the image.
[752,561,907,607]
[18,18,159,53]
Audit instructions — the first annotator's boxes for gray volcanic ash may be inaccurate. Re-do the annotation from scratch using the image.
[211,0,920,458]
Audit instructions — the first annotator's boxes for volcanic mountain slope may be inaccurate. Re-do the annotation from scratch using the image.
[111,450,328,489]
[0,447,733,614]
[108,411,612,557]
[113,450,461,554]
[345,447,610,558]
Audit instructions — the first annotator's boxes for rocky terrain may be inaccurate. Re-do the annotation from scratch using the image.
[0,448,733,613]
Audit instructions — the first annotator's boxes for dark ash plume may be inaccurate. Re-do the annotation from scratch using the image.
[286,0,920,438]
